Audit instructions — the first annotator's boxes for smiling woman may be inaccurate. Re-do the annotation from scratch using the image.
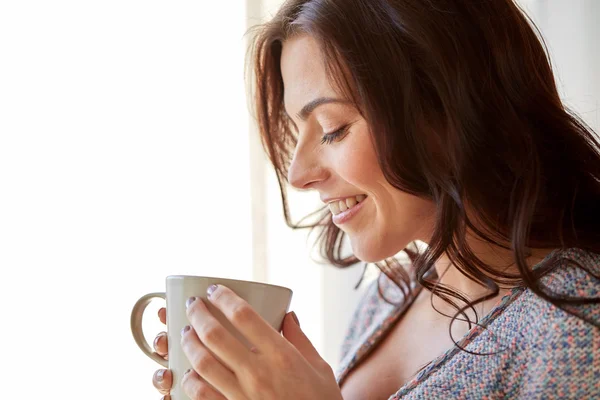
[280,34,437,264]
[242,0,600,399]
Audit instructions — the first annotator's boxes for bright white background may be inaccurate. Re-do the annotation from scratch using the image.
[0,1,254,398]
[0,1,597,399]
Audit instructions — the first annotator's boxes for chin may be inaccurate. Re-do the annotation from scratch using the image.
[349,233,407,263]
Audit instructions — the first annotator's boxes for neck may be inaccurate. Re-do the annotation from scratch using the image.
[423,236,554,317]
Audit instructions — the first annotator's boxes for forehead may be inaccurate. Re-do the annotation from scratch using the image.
[280,35,337,114]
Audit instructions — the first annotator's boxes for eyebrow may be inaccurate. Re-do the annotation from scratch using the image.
[293,97,350,122]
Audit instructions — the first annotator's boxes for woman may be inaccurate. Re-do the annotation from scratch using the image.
[151,0,600,398]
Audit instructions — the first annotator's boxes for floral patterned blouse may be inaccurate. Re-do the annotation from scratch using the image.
[335,248,600,399]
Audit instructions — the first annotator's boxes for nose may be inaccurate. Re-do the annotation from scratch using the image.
[287,140,329,190]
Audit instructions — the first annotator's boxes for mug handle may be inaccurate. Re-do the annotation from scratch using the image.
[130,292,169,368]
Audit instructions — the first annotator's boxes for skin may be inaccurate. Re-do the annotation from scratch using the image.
[151,34,554,399]
[152,285,342,400]
[282,39,436,264]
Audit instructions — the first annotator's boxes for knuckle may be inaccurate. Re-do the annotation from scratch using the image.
[318,360,335,376]
[230,303,253,325]
[200,323,224,345]
[273,352,295,370]
[248,369,271,394]
[194,382,214,398]
[192,352,215,374]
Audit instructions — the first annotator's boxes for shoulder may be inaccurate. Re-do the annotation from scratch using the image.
[404,249,599,398]
[527,248,600,325]
[538,248,600,292]
[508,248,599,346]
[502,248,600,396]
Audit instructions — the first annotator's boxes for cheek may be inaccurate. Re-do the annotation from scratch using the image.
[336,130,382,186]
[383,193,436,244]
[338,161,379,187]
[349,195,434,262]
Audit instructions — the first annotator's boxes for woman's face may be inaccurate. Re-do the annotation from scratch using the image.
[281,35,435,262]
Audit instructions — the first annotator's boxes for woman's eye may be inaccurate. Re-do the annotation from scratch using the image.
[320,125,350,145]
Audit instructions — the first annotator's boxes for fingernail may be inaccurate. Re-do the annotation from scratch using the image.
[207,284,218,298]
[186,297,196,309]
[181,325,191,336]
[153,333,164,349]
[291,311,300,327]
[156,369,165,383]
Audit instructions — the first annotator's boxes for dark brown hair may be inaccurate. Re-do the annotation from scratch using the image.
[247,0,600,334]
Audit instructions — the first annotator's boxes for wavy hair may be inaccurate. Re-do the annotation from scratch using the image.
[247,0,600,334]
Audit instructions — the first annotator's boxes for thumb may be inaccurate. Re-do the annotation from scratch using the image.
[282,312,324,368]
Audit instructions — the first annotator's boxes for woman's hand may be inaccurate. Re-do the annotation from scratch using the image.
[152,307,173,400]
[180,285,343,400]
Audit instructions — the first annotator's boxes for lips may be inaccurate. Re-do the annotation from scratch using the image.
[328,194,367,215]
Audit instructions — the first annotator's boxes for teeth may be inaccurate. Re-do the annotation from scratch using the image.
[338,201,348,212]
[328,195,367,215]
[328,201,340,215]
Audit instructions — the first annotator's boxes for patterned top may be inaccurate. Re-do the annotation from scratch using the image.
[335,248,600,399]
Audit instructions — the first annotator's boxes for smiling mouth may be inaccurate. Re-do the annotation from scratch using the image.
[328,194,367,215]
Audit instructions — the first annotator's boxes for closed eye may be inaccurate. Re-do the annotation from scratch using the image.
[320,125,350,145]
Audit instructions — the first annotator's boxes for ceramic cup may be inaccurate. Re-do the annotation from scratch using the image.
[131,275,293,400]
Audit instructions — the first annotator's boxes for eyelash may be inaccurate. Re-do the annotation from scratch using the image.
[320,125,350,145]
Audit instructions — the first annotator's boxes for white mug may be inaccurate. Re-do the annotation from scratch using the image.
[131,275,293,400]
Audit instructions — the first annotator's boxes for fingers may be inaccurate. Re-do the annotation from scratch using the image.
[153,310,173,398]
[282,312,328,371]
[158,307,167,325]
[152,369,173,395]
[185,297,250,370]
[181,326,246,400]
[206,285,284,354]
[153,331,168,358]
[181,369,228,400]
